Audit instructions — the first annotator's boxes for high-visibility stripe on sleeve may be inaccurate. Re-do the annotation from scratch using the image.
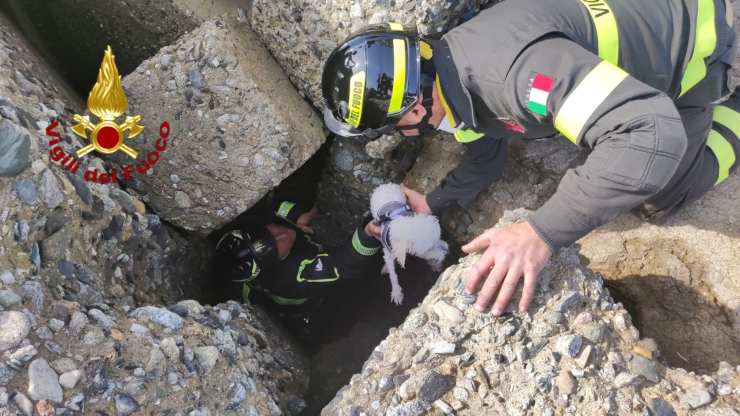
[679,0,717,97]
[276,201,295,218]
[453,129,485,143]
[554,61,628,143]
[706,130,735,184]
[713,105,740,138]
[387,38,407,114]
[578,0,620,66]
[388,22,403,31]
[709,104,740,184]
[420,41,433,60]
[352,230,380,256]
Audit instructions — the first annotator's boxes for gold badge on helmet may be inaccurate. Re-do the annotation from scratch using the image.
[71,46,143,159]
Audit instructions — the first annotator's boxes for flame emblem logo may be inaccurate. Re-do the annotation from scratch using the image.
[71,46,143,159]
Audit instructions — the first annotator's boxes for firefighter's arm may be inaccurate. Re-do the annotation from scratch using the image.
[425,136,508,216]
[506,36,687,250]
[274,200,315,229]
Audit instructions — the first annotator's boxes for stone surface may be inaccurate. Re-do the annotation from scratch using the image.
[27,359,63,402]
[130,306,184,330]
[0,119,31,176]
[0,311,31,352]
[118,16,325,233]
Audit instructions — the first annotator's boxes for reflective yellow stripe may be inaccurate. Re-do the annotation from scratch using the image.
[345,71,366,127]
[276,201,295,218]
[454,129,485,143]
[713,105,740,138]
[435,75,457,127]
[578,0,620,65]
[388,22,403,31]
[296,254,339,283]
[388,38,407,114]
[554,61,628,143]
[352,230,380,256]
[680,0,717,96]
[420,41,433,60]
[706,130,736,184]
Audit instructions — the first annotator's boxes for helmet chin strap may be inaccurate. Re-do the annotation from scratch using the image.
[396,84,436,137]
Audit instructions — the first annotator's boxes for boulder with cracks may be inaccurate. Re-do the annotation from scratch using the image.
[117,16,326,234]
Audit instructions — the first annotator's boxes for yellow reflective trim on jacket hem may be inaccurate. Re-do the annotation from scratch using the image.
[454,129,485,143]
[296,254,340,283]
[388,22,403,31]
[680,0,717,96]
[713,105,740,138]
[420,41,433,60]
[388,38,407,114]
[706,129,735,184]
[554,61,628,143]
[578,0,620,65]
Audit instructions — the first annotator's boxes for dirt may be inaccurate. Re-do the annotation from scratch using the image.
[589,238,740,373]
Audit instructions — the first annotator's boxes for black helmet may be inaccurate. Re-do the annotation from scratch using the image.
[321,23,434,139]
[214,225,279,283]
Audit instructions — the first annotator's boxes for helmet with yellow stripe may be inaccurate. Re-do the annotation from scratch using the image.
[321,23,434,139]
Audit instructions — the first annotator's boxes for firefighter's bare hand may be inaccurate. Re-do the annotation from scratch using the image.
[462,221,551,315]
[401,183,432,215]
[365,221,381,239]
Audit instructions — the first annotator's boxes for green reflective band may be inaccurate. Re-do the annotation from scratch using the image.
[388,38,407,115]
[296,254,339,283]
[276,201,295,219]
[578,0,620,65]
[554,61,628,143]
[706,129,736,184]
[352,229,380,256]
[680,0,717,96]
[454,129,485,143]
[713,105,740,138]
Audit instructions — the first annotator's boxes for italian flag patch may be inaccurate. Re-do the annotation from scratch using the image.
[527,73,554,116]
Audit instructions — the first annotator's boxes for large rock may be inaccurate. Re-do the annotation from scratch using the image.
[321,210,740,415]
[119,16,325,233]
[251,0,497,106]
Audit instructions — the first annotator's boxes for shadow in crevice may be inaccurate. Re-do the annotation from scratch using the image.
[605,274,740,374]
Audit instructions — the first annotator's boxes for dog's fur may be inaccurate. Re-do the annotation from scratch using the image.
[370,183,449,305]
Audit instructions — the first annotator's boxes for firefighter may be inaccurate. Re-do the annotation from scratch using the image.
[212,199,382,330]
[321,0,740,316]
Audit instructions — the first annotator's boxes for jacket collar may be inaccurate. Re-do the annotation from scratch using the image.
[428,38,477,129]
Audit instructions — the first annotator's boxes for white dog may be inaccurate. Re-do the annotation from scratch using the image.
[370,183,449,305]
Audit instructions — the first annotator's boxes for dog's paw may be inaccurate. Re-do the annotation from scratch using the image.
[390,287,404,305]
[381,264,389,275]
[430,260,444,272]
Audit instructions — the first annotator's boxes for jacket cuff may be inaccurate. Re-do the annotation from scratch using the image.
[352,226,381,256]
[526,216,559,254]
[426,188,454,217]
[275,201,301,224]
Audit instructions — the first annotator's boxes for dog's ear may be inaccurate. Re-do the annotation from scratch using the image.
[392,239,409,268]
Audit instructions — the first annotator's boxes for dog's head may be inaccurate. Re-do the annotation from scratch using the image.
[388,215,441,268]
[370,183,406,218]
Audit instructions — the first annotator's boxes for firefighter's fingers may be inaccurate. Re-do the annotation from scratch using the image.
[518,265,538,313]
[491,263,523,316]
[462,228,495,253]
[465,244,496,294]
[473,259,509,312]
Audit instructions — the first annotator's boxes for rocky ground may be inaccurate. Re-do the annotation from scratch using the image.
[0,11,308,415]
[321,211,740,416]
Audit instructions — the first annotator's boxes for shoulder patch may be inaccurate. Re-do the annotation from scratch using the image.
[526,72,555,117]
